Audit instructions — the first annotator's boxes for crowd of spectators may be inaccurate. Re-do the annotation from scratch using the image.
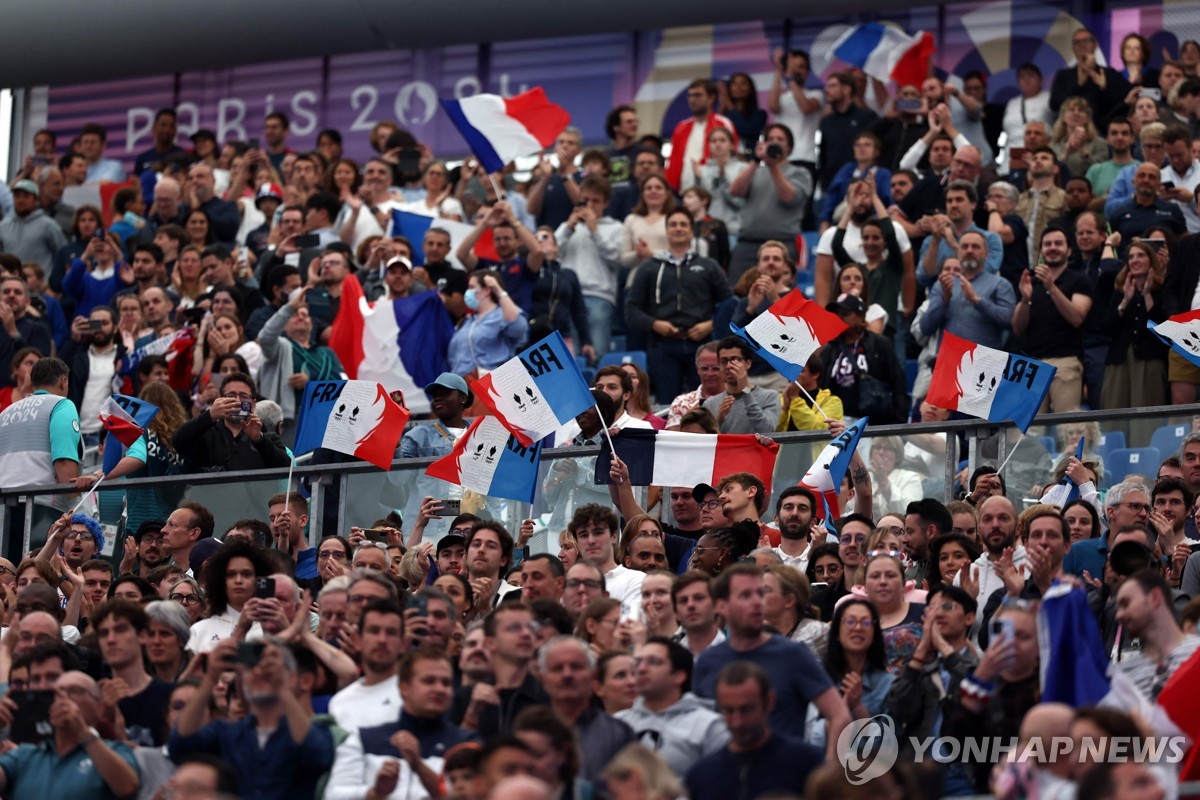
[3,25,1200,800]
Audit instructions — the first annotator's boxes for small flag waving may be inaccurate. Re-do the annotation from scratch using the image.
[1149,311,1200,368]
[730,290,847,382]
[1038,582,1110,706]
[426,416,543,503]
[1158,647,1200,782]
[926,332,1055,433]
[798,418,866,517]
[441,87,571,174]
[470,331,594,447]
[594,429,779,488]
[1040,436,1086,507]
[832,23,937,87]
[99,395,158,448]
[115,328,196,394]
[293,380,409,470]
[328,276,454,415]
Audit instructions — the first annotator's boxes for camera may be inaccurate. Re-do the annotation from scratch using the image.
[765,143,784,161]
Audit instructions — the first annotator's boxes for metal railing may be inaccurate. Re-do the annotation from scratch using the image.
[2,403,1196,563]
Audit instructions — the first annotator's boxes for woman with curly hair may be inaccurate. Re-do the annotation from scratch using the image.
[123,381,189,534]
[687,521,760,575]
[190,540,272,652]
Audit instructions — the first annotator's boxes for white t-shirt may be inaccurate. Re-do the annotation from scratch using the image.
[1000,92,1052,152]
[400,197,465,221]
[816,219,913,265]
[775,86,824,164]
[328,677,404,732]
[683,122,709,175]
[605,564,645,620]
[1162,160,1200,233]
[79,346,117,434]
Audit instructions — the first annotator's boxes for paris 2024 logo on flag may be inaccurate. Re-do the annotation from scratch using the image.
[837,715,899,785]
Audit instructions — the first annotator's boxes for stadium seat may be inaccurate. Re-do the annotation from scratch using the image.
[598,350,648,371]
[1093,431,1125,461]
[1105,447,1161,482]
[608,336,626,353]
[1149,423,1190,459]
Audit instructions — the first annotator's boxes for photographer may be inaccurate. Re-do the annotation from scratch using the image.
[726,123,811,282]
[172,371,290,472]
[169,637,334,799]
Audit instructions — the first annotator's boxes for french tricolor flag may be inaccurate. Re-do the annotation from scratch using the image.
[99,395,156,448]
[594,429,779,488]
[1149,311,1200,368]
[1040,437,1085,507]
[426,416,543,503]
[926,332,1055,433]
[470,331,595,447]
[798,418,866,517]
[832,23,936,87]
[441,88,571,174]
[730,290,847,382]
[293,380,409,470]
[328,275,455,416]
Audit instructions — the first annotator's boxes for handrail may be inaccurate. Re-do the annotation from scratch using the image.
[3,402,1197,500]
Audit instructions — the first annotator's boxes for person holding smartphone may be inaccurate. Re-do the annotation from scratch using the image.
[171,371,290,472]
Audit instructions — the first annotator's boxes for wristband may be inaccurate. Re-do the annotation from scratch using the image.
[499,291,509,299]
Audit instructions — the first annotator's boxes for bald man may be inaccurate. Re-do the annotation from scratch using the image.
[964,495,1028,607]
[1110,161,1186,244]
[186,163,239,243]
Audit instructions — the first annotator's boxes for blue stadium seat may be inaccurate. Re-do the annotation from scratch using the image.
[598,350,648,371]
[1093,431,1125,461]
[608,335,626,353]
[1106,447,1161,482]
[580,367,596,385]
[1149,423,1189,459]
[904,360,919,394]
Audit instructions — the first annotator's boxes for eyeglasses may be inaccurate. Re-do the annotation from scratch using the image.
[699,499,721,510]
[64,531,94,542]
[717,357,744,366]
[936,600,961,612]
[839,534,866,545]
[141,535,167,545]
[842,617,875,629]
[169,593,202,606]
[60,685,100,700]
[0,565,14,577]
[867,549,903,559]
[222,392,254,401]
[631,656,667,667]
[449,526,473,537]
[813,565,842,578]
[501,622,539,634]
[876,526,904,537]
[318,550,347,560]
[565,578,602,590]
[1117,502,1151,513]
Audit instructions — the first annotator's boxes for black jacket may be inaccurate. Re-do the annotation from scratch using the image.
[172,410,291,472]
[625,253,732,338]
[819,330,909,424]
[1164,233,1200,318]
[1102,288,1168,364]
[530,260,591,347]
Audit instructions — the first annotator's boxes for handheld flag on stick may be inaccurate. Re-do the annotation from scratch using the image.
[1038,582,1110,706]
[594,429,779,488]
[100,394,160,474]
[798,418,867,518]
[426,416,543,503]
[1149,312,1200,368]
[926,332,1055,433]
[730,290,846,382]
[293,380,409,470]
[441,87,571,174]
[115,328,195,394]
[470,331,594,447]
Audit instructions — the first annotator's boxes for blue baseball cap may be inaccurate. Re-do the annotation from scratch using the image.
[425,372,470,398]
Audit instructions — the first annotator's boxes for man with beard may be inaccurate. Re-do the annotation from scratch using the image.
[977,505,1072,644]
[918,233,1015,349]
[60,305,121,447]
[917,180,1002,289]
[459,603,547,739]
[457,201,545,312]
[465,523,520,612]
[38,513,104,574]
[1014,148,1067,262]
[121,521,169,576]
[328,600,405,733]
[170,637,335,798]
[813,178,914,307]
[902,498,953,587]
[1012,226,1092,412]
[966,495,1027,609]
[771,488,826,569]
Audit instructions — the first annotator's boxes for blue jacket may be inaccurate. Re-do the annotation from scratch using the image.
[919,270,1015,350]
[917,225,1003,288]
[820,163,893,224]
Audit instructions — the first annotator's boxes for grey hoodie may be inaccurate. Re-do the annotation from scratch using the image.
[615,692,729,777]
[0,207,67,272]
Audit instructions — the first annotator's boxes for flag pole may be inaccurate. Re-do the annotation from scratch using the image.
[594,402,620,481]
[794,380,834,423]
[487,173,506,205]
[71,473,106,514]
[285,452,295,495]
[995,431,1025,475]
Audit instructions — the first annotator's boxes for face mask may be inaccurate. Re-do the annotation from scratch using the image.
[464,288,480,312]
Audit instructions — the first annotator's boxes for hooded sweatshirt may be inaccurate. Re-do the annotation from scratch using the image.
[0,207,67,272]
[615,692,730,776]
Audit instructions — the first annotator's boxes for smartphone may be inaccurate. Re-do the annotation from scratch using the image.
[363,528,390,544]
[93,228,107,240]
[255,576,276,599]
[182,307,208,325]
[409,593,429,617]
[247,138,260,151]
[1145,238,1167,251]
[433,499,462,518]
[236,641,265,666]
[1140,87,1162,100]
[1162,181,1176,190]
[8,690,55,744]
[989,617,1015,645]
[237,401,253,419]
[396,151,422,173]
[895,97,923,112]
[88,319,104,332]
[294,233,321,249]
[1008,147,1029,165]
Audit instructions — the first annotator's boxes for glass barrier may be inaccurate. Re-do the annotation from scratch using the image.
[3,404,1197,565]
